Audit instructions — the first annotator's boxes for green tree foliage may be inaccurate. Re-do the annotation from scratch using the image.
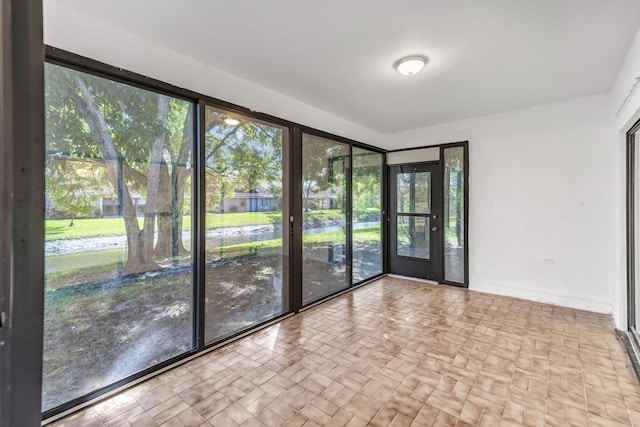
[302,137,347,212]
[46,64,194,274]
[352,150,382,221]
[47,160,104,225]
[444,147,464,246]
[396,172,431,252]
[45,64,286,275]
[204,107,283,214]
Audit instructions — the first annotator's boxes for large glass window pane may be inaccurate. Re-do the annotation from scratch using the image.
[397,172,430,213]
[444,146,465,283]
[302,135,349,304]
[352,147,383,283]
[204,107,289,344]
[43,64,194,411]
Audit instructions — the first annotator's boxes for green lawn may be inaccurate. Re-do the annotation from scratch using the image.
[45,226,381,290]
[45,210,345,241]
[210,225,381,254]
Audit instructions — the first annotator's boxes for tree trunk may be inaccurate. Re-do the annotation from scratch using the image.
[142,95,170,267]
[155,107,193,259]
[303,182,311,211]
[174,167,191,255]
[72,76,155,275]
[154,162,173,259]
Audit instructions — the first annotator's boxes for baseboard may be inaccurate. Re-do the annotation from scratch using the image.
[470,280,613,314]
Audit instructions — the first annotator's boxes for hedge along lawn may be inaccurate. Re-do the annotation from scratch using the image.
[45,226,382,290]
[45,209,346,241]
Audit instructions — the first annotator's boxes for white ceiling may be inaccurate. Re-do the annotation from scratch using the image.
[51,0,640,134]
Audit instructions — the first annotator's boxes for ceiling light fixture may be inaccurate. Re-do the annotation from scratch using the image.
[393,55,429,76]
[224,117,240,126]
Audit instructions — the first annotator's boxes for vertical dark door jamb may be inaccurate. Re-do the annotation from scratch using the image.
[289,127,303,312]
[347,145,353,286]
[1,0,45,425]
[195,100,206,349]
[463,143,470,286]
[382,154,389,274]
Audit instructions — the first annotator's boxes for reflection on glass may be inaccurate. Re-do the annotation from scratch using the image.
[397,172,430,213]
[43,63,193,411]
[204,106,289,344]
[444,146,465,283]
[302,134,349,304]
[352,148,383,283]
[397,216,430,259]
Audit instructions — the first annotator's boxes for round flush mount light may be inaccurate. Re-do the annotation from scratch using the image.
[393,55,429,76]
[224,117,240,126]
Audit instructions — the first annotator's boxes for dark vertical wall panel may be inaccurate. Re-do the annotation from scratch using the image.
[289,127,303,312]
[1,0,45,425]
[0,2,8,423]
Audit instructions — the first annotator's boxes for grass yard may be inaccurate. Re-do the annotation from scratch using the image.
[45,209,345,241]
[44,226,382,290]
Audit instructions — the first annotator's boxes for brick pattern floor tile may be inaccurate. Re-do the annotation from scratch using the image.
[49,277,640,426]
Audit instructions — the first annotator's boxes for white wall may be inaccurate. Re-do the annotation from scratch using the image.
[382,94,617,315]
[43,2,380,146]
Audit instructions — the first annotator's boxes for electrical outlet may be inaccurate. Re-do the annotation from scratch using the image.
[543,258,555,264]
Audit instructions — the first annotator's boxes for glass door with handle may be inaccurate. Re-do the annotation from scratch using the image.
[389,163,443,281]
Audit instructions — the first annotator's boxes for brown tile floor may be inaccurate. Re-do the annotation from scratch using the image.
[49,276,640,427]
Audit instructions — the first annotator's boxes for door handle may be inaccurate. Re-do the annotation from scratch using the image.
[432,226,438,232]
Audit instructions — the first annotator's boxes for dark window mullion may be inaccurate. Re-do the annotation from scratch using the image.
[290,127,303,313]
[347,145,353,287]
[196,100,206,350]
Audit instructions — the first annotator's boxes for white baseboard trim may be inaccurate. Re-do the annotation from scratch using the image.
[470,280,613,314]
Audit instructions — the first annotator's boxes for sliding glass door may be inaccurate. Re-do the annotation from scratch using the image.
[301,134,350,304]
[43,63,195,411]
[352,147,383,282]
[203,106,289,343]
[41,54,386,417]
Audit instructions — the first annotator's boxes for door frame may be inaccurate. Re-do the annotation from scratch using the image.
[440,142,469,288]
[386,142,469,287]
[388,161,444,281]
[627,118,640,338]
[1,0,46,425]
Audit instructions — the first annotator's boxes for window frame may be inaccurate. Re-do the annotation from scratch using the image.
[42,45,387,421]
[440,141,469,287]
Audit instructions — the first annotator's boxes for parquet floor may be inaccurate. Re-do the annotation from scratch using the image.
[50,276,640,426]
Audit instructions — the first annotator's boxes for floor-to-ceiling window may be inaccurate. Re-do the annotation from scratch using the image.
[301,134,349,304]
[352,147,384,283]
[43,63,195,411]
[41,51,387,419]
[203,106,289,343]
[443,144,467,284]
